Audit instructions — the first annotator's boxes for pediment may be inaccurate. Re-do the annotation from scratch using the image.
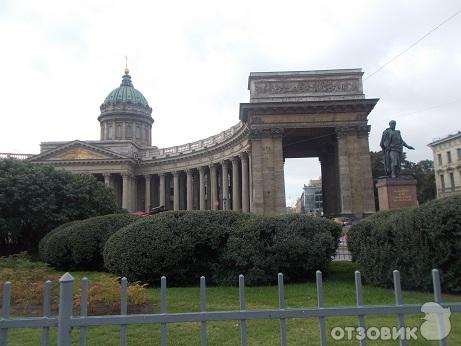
[48,147,110,160]
[29,141,130,162]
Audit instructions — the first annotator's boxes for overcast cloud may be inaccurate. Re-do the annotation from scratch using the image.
[0,0,460,206]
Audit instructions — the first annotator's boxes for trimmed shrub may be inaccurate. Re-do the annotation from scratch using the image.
[348,195,461,292]
[217,214,340,285]
[103,211,250,285]
[103,211,340,286]
[40,213,140,269]
[38,220,81,262]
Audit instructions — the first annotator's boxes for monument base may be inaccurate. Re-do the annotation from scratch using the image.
[376,178,418,210]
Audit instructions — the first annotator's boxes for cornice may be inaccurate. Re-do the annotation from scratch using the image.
[239,98,379,122]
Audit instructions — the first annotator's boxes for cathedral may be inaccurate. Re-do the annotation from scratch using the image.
[30,68,378,217]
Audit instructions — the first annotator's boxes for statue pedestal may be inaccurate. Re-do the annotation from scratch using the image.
[376,178,418,210]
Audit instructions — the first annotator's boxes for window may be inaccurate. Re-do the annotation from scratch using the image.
[115,125,121,139]
[136,126,141,140]
[447,151,452,163]
[108,125,113,140]
[126,125,132,139]
[457,148,461,160]
[437,153,442,166]
[440,174,445,191]
[449,173,455,191]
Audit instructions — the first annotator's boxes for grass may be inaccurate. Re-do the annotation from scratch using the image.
[3,261,461,345]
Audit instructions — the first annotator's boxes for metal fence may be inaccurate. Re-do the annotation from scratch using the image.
[333,241,352,261]
[1,269,460,346]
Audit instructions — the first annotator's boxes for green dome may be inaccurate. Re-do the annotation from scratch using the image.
[102,71,150,107]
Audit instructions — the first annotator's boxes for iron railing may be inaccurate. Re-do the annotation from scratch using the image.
[1,269,460,345]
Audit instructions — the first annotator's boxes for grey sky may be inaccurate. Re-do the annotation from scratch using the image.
[1,0,460,206]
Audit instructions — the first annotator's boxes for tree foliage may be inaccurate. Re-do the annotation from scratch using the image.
[0,159,119,254]
[348,195,461,292]
[370,151,436,209]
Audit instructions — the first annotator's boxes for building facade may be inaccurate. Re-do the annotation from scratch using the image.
[303,179,323,215]
[29,68,378,217]
[428,132,461,198]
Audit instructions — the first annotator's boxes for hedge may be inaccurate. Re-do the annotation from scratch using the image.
[38,220,81,262]
[103,211,250,285]
[348,195,461,292]
[103,211,340,286]
[217,214,340,285]
[40,213,140,269]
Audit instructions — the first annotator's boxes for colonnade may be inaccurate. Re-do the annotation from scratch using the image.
[101,152,252,213]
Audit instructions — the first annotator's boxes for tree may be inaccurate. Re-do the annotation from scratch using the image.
[370,151,436,209]
[0,159,119,254]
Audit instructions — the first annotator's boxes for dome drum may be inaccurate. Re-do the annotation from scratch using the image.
[99,70,153,146]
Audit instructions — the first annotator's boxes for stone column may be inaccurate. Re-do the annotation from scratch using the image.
[145,174,151,213]
[103,173,111,187]
[193,172,199,209]
[336,125,376,217]
[198,167,206,210]
[356,125,376,214]
[122,174,129,211]
[336,127,353,214]
[159,173,166,207]
[173,171,180,211]
[186,169,193,210]
[221,160,229,210]
[248,152,253,213]
[249,128,286,215]
[209,164,218,210]
[129,176,136,212]
[240,153,250,213]
[231,157,241,211]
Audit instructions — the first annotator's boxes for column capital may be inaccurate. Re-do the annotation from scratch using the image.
[249,127,284,139]
[239,151,249,160]
[121,172,132,179]
[144,174,152,180]
[208,163,217,169]
[172,171,180,177]
[102,172,111,178]
[335,126,357,138]
[185,168,194,175]
[231,156,240,164]
[221,159,229,167]
[357,124,371,137]
[198,166,206,173]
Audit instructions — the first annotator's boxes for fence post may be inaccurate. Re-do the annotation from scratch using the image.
[41,280,52,346]
[120,277,128,346]
[278,273,287,346]
[316,271,327,346]
[432,269,448,346]
[0,281,11,346]
[58,273,74,346]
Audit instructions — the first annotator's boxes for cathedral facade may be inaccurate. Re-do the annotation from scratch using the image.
[30,68,378,217]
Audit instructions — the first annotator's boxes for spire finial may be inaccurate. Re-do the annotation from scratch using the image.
[124,56,129,75]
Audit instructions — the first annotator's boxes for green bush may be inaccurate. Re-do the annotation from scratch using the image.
[348,195,461,292]
[218,214,340,285]
[103,211,250,285]
[40,213,140,269]
[103,211,340,286]
[38,220,81,262]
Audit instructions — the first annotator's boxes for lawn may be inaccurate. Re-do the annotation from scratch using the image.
[3,261,461,345]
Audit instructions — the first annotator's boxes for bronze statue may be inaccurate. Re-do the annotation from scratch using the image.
[380,120,414,178]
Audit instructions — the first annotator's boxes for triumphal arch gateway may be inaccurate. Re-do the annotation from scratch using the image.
[30,68,378,217]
